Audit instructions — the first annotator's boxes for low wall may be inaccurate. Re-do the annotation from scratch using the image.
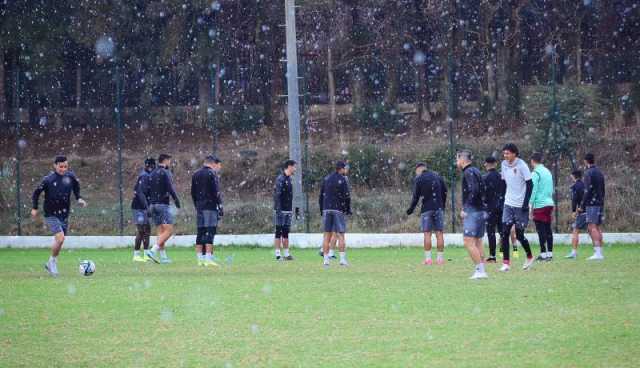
[1,233,638,249]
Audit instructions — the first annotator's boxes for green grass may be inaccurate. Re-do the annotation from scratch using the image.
[1,245,639,367]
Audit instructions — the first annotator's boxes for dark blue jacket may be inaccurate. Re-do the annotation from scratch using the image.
[32,171,82,219]
[407,170,447,214]
[319,172,351,214]
[483,169,505,212]
[570,180,585,212]
[582,165,605,208]
[190,166,222,211]
[462,165,485,211]
[131,169,151,210]
[146,165,180,207]
[273,173,293,212]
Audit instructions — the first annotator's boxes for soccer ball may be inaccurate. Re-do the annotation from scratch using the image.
[79,260,96,276]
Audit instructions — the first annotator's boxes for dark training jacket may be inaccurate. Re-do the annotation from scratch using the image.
[190,166,222,211]
[146,165,180,207]
[319,172,351,214]
[582,165,605,208]
[483,169,505,212]
[131,169,152,210]
[461,165,485,211]
[407,170,447,214]
[273,173,293,212]
[32,171,82,219]
[570,180,585,213]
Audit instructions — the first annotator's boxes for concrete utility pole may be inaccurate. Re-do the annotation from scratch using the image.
[284,0,305,226]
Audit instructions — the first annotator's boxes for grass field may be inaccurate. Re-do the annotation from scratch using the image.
[1,245,639,367]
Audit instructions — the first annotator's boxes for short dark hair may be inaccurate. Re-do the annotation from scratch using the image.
[457,149,473,161]
[531,152,543,163]
[503,143,519,156]
[158,154,172,164]
[571,169,583,179]
[484,156,497,164]
[283,159,297,169]
[144,158,156,169]
[335,160,347,170]
[415,162,427,169]
[54,155,67,164]
[584,153,595,165]
[205,155,222,164]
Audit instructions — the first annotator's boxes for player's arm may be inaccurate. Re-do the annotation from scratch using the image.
[167,171,181,208]
[318,181,325,214]
[441,177,447,209]
[31,177,47,217]
[522,180,533,211]
[406,179,420,215]
[580,172,591,211]
[273,176,283,212]
[343,178,352,215]
[71,175,87,207]
[136,176,149,209]
[529,171,539,209]
[190,175,197,205]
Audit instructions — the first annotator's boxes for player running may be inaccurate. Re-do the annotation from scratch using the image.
[191,155,223,267]
[131,158,155,262]
[319,161,351,267]
[146,154,181,264]
[32,155,88,276]
[406,162,447,265]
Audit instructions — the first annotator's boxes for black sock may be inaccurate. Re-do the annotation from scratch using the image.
[535,220,547,254]
[142,224,151,250]
[515,228,532,258]
[135,225,144,251]
[501,224,511,261]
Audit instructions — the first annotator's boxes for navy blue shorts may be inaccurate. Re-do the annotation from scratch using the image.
[197,210,219,227]
[463,209,486,238]
[572,213,587,230]
[322,210,347,233]
[132,209,150,225]
[421,209,444,232]
[149,204,175,226]
[273,211,293,227]
[45,216,68,235]
[586,206,604,225]
[502,205,529,230]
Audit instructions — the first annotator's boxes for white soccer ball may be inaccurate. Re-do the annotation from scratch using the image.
[79,260,96,276]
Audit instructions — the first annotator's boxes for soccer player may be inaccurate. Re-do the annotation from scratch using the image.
[31,155,88,276]
[456,150,488,280]
[566,169,586,259]
[131,158,155,262]
[318,237,337,259]
[146,153,181,264]
[319,161,351,267]
[529,152,555,261]
[406,162,447,265]
[191,155,223,267]
[273,159,297,261]
[578,153,606,260]
[483,156,505,263]
[500,143,535,272]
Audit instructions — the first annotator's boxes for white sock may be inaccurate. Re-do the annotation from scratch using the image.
[49,256,57,263]
[570,249,577,255]
[436,251,444,260]
[134,250,141,257]
[547,251,553,258]
[284,248,290,257]
[205,253,212,261]
[594,246,602,256]
[197,253,204,261]
[323,255,330,263]
[152,244,160,252]
[160,250,167,258]
[476,263,485,273]
[328,249,335,257]
[275,249,281,257]
[424,251,432,260]
[339,252,346,261]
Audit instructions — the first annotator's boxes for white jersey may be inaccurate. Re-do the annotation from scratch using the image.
[501,158,532,208]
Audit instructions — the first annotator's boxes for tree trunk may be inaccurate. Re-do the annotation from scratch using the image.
[0,50,6,123]
[327,46,344,149]
[416,62,431,123]
[496,44,508,115]
[384,55,399,106]
[351,67,365,110]
[198,73,210,127]
[76,63,82,108]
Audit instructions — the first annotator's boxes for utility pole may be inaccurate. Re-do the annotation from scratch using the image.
[116,62,124,236]
[14,59,21,235]
[284,0,305,228]
[550,46,560,233]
